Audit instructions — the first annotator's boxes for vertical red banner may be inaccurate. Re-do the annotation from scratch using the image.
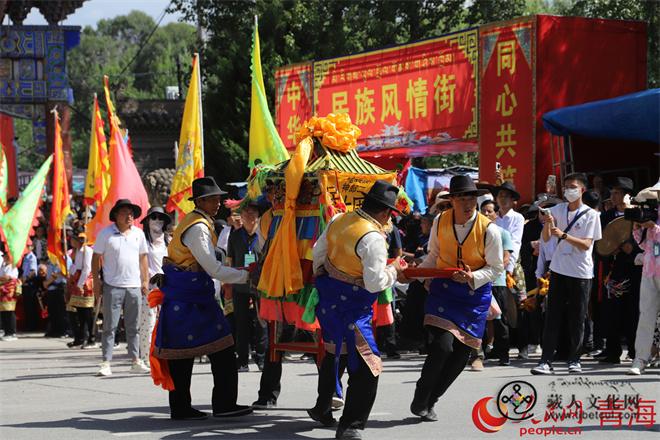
[480,19,536,202]
[0,113,18,199]
[274,63,314,150]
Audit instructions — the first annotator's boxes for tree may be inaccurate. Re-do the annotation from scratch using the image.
[66,11,197,170]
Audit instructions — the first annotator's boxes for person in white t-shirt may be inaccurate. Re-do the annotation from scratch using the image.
[138,207,171,368]
[531,173,602,375]
[92,199,150,377]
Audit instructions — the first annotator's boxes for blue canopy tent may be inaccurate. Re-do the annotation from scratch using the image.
[543,89,660,144]
[542,89,659,187]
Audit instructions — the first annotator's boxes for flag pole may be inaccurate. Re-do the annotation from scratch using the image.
[195,53,204,169]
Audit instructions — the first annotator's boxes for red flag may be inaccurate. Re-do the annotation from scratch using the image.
[86,98,149,244]
[47,110,72,274]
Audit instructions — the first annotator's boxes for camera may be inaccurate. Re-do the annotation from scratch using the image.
[624,199,658,223]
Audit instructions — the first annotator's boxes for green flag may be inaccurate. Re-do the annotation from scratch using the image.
[0,155,53,265]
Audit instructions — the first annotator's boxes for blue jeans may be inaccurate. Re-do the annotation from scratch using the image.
[102,283,141,362]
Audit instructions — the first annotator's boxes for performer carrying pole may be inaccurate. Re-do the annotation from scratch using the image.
[408,175,503,421]
[311,180,407,440]
[150,177,253,420]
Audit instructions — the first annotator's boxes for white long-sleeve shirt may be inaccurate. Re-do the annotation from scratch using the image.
[182,222,248,285]
[73,245,93,289]
[419,211,504,289]
[313,213,397,294]
[495,208,524,273]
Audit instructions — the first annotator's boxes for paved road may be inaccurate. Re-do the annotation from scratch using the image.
[1,334,658,439]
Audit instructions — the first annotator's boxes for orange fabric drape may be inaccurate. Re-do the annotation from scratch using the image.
[147,289,174,391]
[257,137,313,297]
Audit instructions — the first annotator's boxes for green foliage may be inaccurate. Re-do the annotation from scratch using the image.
[13,118,41,171]
[66,11,197,169]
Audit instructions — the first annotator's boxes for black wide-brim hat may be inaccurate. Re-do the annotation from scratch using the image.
[491,181,521,201]
[611,176,634,194]
[109,199,142,222]
[440,175,490,198]
[140,206,172,228]
[363,180,401,213]
[188,176,228,201]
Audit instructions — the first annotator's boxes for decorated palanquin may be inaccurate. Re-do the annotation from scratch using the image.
[249,114,411,331]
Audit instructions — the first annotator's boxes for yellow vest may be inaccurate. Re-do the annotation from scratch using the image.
[326,211,383,278]
[436,209,491,270]
[167,210,218,269]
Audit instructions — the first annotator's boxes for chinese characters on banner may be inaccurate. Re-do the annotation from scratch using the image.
[313,29,478,153]
[318,171,396,212]
[480,19,535,202]
[274,63,314,149]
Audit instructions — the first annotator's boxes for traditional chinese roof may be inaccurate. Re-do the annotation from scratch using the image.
[116,99,185,130]
[0,1,87,25]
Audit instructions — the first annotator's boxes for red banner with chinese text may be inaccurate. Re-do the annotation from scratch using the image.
[274,63,314,149]
[479,19,536,202]
[313,29,478,154]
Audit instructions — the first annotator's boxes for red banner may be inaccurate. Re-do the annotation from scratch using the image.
[0,114,18,199]
[313,29,478,154]
[479,19,536,202]
[274,63,314,149]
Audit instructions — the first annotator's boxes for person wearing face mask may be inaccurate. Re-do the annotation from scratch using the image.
[531,173,602,375]
[139,207,171,368]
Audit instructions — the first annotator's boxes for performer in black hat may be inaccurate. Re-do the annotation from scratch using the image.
[594,176,641,364]
[149,177,253,420]
[407,175,503,421]
[309,180,407,439]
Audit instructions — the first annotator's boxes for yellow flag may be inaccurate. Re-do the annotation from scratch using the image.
[83,95,111,206]
[249,18,289,168]
[167,54,205,216]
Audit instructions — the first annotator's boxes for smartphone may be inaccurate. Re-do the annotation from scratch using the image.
[496,162,501,172]
[546,174,556,188]
[539,207,551,216]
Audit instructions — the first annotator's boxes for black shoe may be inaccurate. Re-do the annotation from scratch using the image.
[598,357,621,364]
[252,399,276,409]
[591,351,609,359]
[307,407,337,427]
[499,359,511,366]
[422,407,438,422]
[410,392,429,418]
[386,351,401,359]
[335,426,362,439]
[67,341,83,348]
[171,408,208,420]
[213,404,253,417]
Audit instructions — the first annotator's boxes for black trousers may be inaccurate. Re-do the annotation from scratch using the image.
[313,352,378,431]
[1,311,17,336]
[74,307,95,344]
[540,272,591,364]
[257,345,282,403]
[491,286,510,362]
[233,290,267,366]
[22,285,40,331]
[46,289,66,337]
[168,345,239,416]
[602,289,640,359]
[413,326,472,409]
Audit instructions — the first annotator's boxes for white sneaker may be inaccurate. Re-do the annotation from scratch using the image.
[627,359,645,375]
[568,362,582,374]
[130,359,150,374]
[531,362,554,375]
[1,335,18,341]
[97,361,112,376]
[528,344,541,355]
[332,396,344,409]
